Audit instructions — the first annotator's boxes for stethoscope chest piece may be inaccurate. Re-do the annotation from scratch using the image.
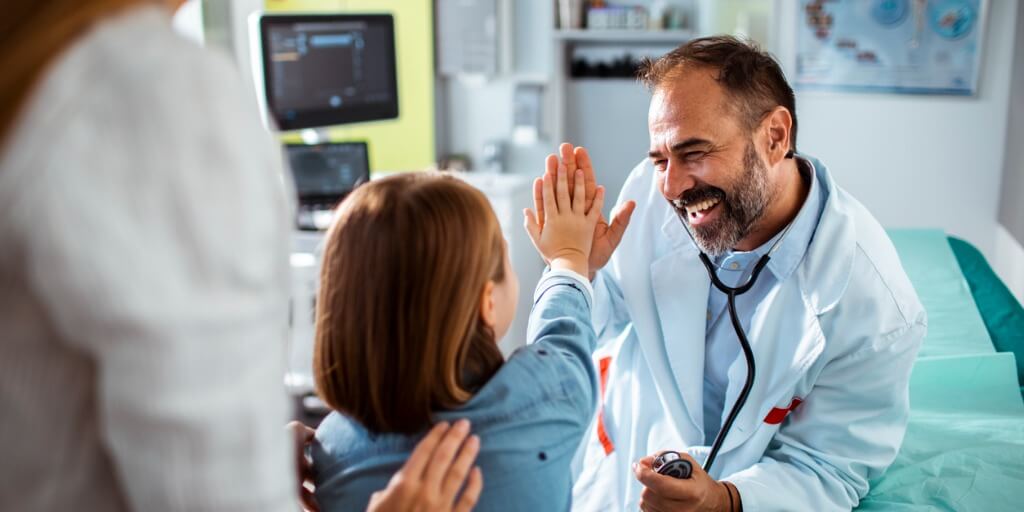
[653,451,693,479]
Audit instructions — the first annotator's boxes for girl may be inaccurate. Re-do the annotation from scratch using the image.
[312,166,606,511]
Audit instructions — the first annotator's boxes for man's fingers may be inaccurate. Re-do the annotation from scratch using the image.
[588,186,606,219]
[559,142,577,194]
[559,143,577,172]
[422,419,472,489]
[607,200,637,245]
[574,146,597,209]
[440,435,480,502]
[640,487,685,512]
[572,169,585,213]
[402,421,450,479]
[559,142,575,166]
[633,459,692,499]
[555,164,570,213]
[453,467,483,512]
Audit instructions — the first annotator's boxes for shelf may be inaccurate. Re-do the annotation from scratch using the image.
[553,29,694,44]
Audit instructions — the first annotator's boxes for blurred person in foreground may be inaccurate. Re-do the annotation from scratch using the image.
[0,1,479,510]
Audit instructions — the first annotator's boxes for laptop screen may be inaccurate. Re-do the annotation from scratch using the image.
[285,142,369,204]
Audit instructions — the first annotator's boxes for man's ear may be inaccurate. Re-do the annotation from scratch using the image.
[479,280,496,329]
[763,106,793,166]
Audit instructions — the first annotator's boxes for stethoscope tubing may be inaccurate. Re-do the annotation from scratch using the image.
[676,211,796,475]
[698,252,766,474]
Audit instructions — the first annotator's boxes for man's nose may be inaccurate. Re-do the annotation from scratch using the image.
[661,162,696,201]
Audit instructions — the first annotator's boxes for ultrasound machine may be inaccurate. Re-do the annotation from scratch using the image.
[251,13,398,408]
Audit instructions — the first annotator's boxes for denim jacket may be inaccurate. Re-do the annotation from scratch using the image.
[312,271,598,511]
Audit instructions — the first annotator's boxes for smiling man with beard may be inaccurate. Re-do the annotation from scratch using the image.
[526,36,927,511]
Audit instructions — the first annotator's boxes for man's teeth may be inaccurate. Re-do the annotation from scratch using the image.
[685,198,720,216]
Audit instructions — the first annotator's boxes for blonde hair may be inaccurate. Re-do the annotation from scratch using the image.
[0,0,145,144]
[314,172,506,434]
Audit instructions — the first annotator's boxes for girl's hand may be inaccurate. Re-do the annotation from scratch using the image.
[523,159,606,278]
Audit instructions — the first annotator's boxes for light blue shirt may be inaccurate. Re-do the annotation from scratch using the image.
[702,158,827,443]
[312,271,599,512]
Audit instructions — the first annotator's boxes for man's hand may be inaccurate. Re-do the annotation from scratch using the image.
[287,421,320,512]
[633,452,740,512]
[533,143,636,279]
[366,420,483,512]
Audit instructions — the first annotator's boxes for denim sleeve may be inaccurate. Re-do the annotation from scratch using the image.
[523,271,599,422]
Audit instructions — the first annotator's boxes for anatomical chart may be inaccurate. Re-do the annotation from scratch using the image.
[796,0,986,95]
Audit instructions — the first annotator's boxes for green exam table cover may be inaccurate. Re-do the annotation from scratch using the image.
[854,230,1024,510]
[886,230,994,358]
[858,353,1024,510]
[947,236,1024,390]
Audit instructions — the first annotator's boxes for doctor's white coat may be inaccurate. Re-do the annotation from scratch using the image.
[572,157,926,511]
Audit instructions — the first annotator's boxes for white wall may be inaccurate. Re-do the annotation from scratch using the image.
[994,226,1024,302]
[995,0,1024,303]
[776,0,1019,262]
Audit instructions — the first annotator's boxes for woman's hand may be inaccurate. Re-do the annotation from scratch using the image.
[286,421,320,512]
[523,155,606,278]
[367,419,483,512]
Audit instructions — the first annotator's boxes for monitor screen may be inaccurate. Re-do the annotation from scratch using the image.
[285,142,369,202]
[260,14,398,131]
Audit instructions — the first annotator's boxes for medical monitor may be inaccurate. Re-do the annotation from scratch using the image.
[260,14,398,131]
[285,142,370,230]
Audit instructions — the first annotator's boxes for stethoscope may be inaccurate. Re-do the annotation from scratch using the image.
[659,186,798,477]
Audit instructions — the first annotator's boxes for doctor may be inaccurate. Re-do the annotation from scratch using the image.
[527,36,926,511]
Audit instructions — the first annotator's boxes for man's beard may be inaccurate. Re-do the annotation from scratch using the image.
[674,143,771,257]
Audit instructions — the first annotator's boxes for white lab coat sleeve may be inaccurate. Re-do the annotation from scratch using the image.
[725,321,925,512]
[591,158,649,349]
[13,37,296,510]
[591,268,632,350]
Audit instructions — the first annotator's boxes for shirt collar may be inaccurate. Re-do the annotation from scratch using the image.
[713,156,825,282]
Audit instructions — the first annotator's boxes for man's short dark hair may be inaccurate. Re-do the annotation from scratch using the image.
[638,35,797,153]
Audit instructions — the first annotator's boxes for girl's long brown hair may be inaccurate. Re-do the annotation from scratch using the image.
[0,0,144,145]
[314,172,506,434]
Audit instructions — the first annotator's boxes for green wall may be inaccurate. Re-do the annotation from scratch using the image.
[265,0,435,172]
